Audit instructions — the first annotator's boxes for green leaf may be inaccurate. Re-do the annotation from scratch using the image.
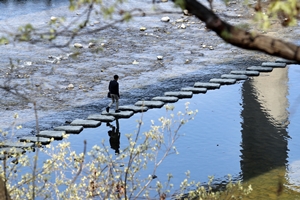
[69,0,76,11]
[0,37,9,45]
[174,0,186,9]
[123,12,132,22]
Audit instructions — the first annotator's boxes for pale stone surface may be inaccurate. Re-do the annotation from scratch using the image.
[152,96,179,102]
[275,58,298,64]
[209,78,236,84]
[118,105,149,112]
[70,119,101,127]
[230,70,260,76]
[74,43,83,48]
[247,66,273,72]
[50,16,57,21]
[181,87,207,93]
[37,130,65,140]
[221,74,248,80]
[54,126,84,134]
[157,55,163,60]
[88,42,96,48]
[176,18,184,23]
[102,110,134,118]
[0,141,34,148]
[194,82,220,89]
[262,62,286,68]
[164,91,193,98]
[67,84,74,90]
[19,136,51,145]
[87,114,115,122]
[161,16,170,22]
[135,100,165,108]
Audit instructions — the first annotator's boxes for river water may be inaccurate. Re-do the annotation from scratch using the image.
[1,0,300,199]
[0,0,68,20]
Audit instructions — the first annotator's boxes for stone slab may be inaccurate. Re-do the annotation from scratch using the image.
[210,78,236,84]
[164,91,193,98]
[275,58,298,64]
[194,82,220,89]
[247,66,273,72]
[135,100,165,108]
[221,74,248,80]
[0,141,34,149]
[70,119,101,127]
[118,105,149,112]
[87,114,115,122]
[262,62,286,68]
[37,131,65,140]
[19,136,51,145]
[230,70,260,76]
[54,126,84,134]
[102,110,134,118]
[152,96,179,103]
[181,87,207,93]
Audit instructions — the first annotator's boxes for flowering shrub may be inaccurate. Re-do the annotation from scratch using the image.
[1,103,251,199]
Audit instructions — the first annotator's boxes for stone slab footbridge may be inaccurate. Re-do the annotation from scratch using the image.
[0,59,298,159]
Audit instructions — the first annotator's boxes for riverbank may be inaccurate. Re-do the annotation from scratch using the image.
[0,0,299,136]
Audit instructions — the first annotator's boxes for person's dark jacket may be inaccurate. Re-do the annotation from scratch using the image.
[109,80,119,97]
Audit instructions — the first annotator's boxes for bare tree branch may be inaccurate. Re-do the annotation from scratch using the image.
[173,0,300,62]
[71,140,87,185]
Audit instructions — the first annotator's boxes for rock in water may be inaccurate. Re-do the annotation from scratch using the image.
[74,43,83,48]
[161,16,170,22]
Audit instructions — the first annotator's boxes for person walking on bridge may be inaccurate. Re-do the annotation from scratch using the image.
[106,75,120,113]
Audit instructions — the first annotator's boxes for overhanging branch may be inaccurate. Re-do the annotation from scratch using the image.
[173,0,300,61]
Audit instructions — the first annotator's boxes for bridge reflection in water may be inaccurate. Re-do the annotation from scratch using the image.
[240,66,300,199]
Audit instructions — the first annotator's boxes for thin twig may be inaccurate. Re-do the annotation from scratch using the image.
[124,109,144,200]
[71,140,87,185]
[32,101,40,200]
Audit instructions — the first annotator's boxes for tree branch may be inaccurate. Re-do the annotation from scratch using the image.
[173,0,300,61]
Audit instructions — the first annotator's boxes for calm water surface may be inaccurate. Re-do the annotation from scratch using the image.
[0,0,68,20]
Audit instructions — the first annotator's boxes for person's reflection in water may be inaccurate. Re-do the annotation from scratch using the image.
[106,118,120,155]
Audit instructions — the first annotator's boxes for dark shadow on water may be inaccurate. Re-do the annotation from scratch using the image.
[106,118,121,155]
